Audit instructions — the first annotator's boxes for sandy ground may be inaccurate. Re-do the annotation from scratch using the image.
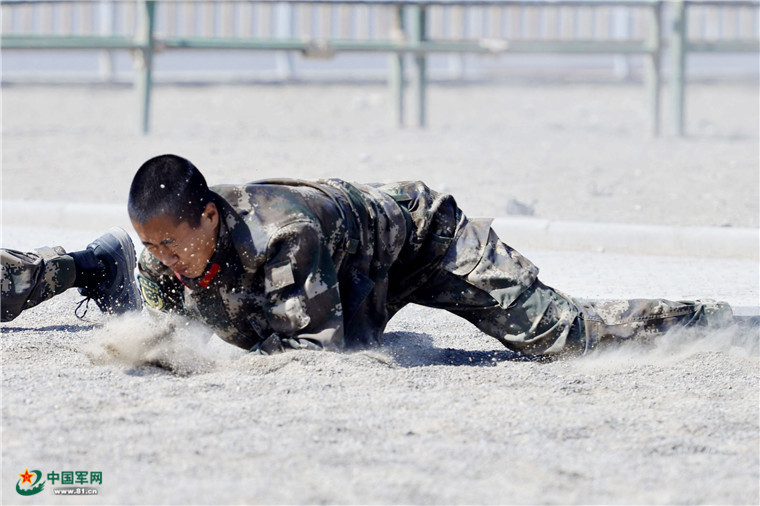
[2,81,759,504]
[2,81,758,227]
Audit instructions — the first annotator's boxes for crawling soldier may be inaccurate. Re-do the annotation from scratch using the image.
[129,154,736,357]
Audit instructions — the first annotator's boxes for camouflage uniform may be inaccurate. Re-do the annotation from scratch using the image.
[1,247,76,322]
[137,179,733,356]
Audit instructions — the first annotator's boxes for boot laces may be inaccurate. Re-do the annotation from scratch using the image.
[75,297,92,319]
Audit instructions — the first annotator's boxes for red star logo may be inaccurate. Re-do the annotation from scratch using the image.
[19,469,33,485]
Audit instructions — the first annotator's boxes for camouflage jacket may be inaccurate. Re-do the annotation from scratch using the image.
[137,179,459,352]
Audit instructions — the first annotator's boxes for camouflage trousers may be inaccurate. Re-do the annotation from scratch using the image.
[400,217,734,357]
[1,247,76,322]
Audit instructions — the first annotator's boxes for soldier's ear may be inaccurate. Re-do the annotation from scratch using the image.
[201,202,219,228]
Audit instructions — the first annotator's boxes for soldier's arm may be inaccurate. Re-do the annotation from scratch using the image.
[136,249,188,315]
[261,221,345,352]
[135,249,218,351]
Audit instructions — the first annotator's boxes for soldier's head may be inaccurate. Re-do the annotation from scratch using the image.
[129,154,219,278]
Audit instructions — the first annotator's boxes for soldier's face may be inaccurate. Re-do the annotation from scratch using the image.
[132,203,220,279]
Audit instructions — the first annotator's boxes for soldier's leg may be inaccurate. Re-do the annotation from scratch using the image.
[410,216,735,356]
[1,227,141,322]
[404,215,584,355]
[1,247,76,322]
[576,298,734,352]
[407,269,584,356]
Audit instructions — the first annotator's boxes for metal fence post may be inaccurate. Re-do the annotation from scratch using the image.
[670,0,687,136]
[389,5,405,127]
[98,0,116,82]
[644,1,662,136]
[135,0,156,134]
[612,6,632,80]
[410,4,427,128]
[276,2,295,80]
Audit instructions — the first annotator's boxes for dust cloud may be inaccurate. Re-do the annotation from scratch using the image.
[573,323,759,373]
[84,311,227,375]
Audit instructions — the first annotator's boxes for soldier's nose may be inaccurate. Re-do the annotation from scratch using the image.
[160,252,179,267]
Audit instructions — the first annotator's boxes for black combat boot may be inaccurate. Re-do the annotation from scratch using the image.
[72,227,142,316]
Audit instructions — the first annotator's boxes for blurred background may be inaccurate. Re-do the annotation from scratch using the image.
[3,1,758,85]
[2,0,759,231]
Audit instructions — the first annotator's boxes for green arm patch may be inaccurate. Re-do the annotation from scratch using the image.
[137,274,166,311]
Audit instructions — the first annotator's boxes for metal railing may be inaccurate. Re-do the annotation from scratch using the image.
[2,0,757,135]
[670,0,760,135]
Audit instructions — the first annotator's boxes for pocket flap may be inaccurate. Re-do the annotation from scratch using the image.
[440,217,493,276]
[441,217,539,309]
[265,260,295,293]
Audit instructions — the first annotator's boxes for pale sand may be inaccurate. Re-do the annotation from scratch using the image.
[3,81,758,226]
[1,81,758,504]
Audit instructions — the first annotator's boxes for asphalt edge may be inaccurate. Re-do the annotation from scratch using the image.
[2,200,758,260]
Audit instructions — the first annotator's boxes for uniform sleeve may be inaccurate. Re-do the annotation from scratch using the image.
[262,221,345,352]
[136,248,188,315]
[1,247,76,322]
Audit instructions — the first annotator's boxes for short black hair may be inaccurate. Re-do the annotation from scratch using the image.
[128,154,213,228]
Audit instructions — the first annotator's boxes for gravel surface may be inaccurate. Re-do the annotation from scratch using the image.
[2,81,758,504]
[2,301,758,505]
[3,81,758,227]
